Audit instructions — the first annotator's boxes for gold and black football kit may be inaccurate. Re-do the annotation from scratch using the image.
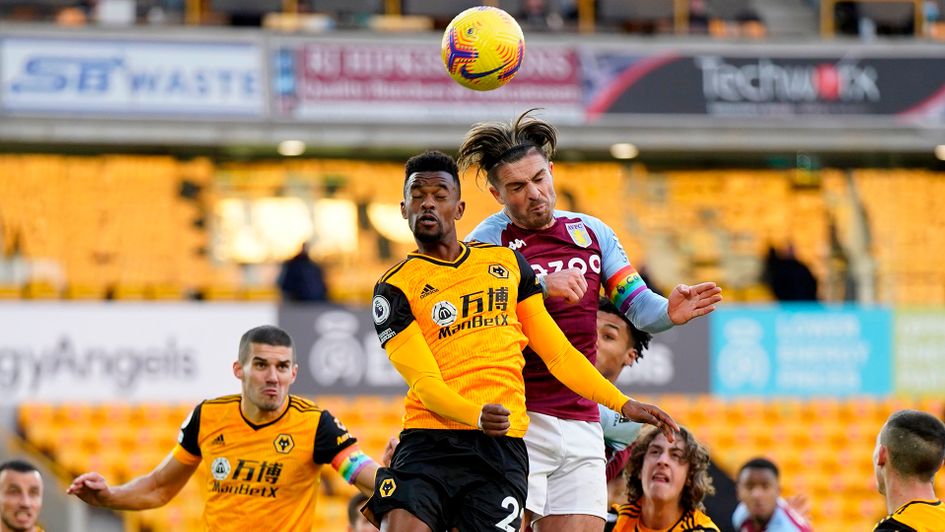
[873,499,945,531]
[173,394,371,531]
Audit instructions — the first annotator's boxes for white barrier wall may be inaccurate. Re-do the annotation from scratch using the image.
[0,302,275,404]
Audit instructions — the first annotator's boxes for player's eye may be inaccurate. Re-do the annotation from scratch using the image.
[435,194,447,201]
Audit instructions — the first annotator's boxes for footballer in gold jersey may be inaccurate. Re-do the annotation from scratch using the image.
[363,151,679,532]
[68,326,380,531]
[872,410,945,532]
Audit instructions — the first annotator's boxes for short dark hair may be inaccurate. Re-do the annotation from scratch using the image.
[598,297,652,357]
[457,108,557,187]
[238,325,294,365]
[404,150,460,196]
[625,426,714,513]
[738,457,779,479]
[0,459,39,476]
[881,409,945,481]
[347,492,369,526]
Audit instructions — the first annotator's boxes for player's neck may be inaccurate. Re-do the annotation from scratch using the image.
[415,239,463,262]
[749,513,773,529]
[884,475,937,514]
[640,497,684,530]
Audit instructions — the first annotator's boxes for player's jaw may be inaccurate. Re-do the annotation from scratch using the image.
[521,198,553,229]
[2,505,37,531]
[253,383,286,412]
[411,211,445,243]
[645,465,683,503]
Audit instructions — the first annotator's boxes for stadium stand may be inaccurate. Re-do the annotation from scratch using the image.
[2,155,944,305]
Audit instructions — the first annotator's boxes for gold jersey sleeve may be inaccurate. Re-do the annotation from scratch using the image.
[613,501,720,531]
[873,499,945,531]
[172,394,359,531]
[372,242,542,437]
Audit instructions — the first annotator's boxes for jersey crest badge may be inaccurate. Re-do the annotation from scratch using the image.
[274,434,295,454]
[431,300,458,327]
[211,457,231,480]
[372,295,391,325]
[565,222,592,248]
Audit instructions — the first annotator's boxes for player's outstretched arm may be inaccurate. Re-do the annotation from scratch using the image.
[67,453,198,510]
[667,282,722,325]
[518,293,679,442]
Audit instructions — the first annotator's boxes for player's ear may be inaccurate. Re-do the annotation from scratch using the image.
[400,200,407,219]
[233,361,243,380]
[455,200,465,220]
[488,185,504,205]
[290,363,298,384]
[876,444,888,466]
[548,160,554,175]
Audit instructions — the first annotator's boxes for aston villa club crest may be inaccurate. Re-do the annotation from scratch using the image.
[565,222,592,248]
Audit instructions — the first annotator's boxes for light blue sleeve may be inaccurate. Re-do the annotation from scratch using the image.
[573,211,673,333]
[464,211,510,245]
[767,501,810,531]
[732,501,749,530]
[598,404,642,451]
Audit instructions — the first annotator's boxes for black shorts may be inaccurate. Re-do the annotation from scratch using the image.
[363,429,528,532]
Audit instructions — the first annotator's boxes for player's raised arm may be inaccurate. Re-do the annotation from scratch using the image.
[383,321,495,431]
[517,292,679,441]
[373,279,497,433]
[67,452,197,511]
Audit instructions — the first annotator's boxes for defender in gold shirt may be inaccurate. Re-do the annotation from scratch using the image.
[67,326,380,531]
[872,409,945,532]
[611,427,718,532]
[365,151,679,532]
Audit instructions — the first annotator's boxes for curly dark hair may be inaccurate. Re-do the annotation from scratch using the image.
[625,426,715,512]
[404,150,461,196]
[598,297,652,359]
[456,108,557,187]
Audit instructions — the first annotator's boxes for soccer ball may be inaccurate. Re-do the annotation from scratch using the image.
[441,6,525,91]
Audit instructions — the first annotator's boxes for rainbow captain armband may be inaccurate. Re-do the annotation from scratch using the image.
[605,265,648,313]
[331,444,375,484]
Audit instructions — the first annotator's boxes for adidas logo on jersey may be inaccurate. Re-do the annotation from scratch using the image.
[211,434,225,446]
[508,239,527,251]
[420,284,438,298]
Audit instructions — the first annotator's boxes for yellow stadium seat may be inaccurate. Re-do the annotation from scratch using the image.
[203,285,240,301]
[148,283,185,300]
[112,284,147,300]
[242,286,279,301]
[0,284,21,299]
[23,281,59,299]
[64,283,107,300]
